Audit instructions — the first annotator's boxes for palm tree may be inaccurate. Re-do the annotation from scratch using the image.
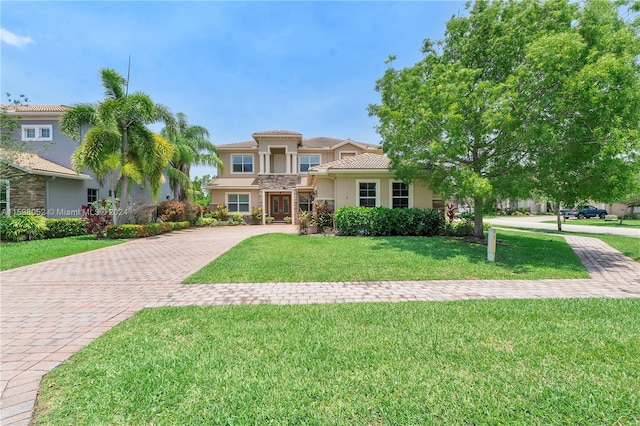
[60,68,175,220]
[161,112,223,202]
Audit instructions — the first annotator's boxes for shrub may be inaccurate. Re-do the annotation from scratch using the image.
[157,200,186,222]
[334,207,443,236]
[444,220,475,237]
[0,213,48,241]
[250,206,263,224]
[185,201,203,225]
[313,201,333,232]
[229,212,245,225]
[43,218,86,239]
[81,203,112,239]
[104,221,190,239]
[298,210,311,234]
[195,217,218,227]
[212,204,229,221]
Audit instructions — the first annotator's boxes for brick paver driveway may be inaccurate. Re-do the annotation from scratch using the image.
[1,225,638,425]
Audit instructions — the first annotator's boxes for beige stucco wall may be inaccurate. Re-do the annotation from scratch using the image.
[318,173,438,210]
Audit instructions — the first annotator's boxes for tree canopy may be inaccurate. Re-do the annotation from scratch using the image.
[369,0,640,236]
[61,68,176,218]
[161,112,222,202]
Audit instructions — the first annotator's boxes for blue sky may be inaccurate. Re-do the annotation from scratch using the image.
[1,1,466,177]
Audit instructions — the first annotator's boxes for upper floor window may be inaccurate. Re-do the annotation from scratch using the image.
[232,155,253,173]
[299,155,321,172]
[358,181,378,208]
[392,182,410,208]
[22,125,53,142]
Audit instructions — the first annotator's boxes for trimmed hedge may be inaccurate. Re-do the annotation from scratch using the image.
[43,218,87,239]
[334,207,444,236]
[104,221,190,239]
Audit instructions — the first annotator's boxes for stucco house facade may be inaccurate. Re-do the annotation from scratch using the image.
[206,130,443,224]
[1,105,173,217]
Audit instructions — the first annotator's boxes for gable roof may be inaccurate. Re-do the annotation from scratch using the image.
[308,153,390,173]
[0,149,90,180]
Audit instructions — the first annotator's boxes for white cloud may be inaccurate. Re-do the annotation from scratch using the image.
[0,28,35,47]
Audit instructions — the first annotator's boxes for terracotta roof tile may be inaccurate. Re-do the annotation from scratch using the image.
[0,149,90,179]
[309,153,390,171]
[252,130,302,136]
[0,105,71,113]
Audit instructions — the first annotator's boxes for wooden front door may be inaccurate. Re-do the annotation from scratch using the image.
[270,194,291,221]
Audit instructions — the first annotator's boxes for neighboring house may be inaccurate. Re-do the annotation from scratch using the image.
[206,130,443,224]
[0,105,173,217]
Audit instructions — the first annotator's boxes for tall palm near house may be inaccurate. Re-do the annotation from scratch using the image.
[161,112,223,201]
[60,68,175,219]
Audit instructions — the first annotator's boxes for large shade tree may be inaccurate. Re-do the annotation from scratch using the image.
[61,68,175,220]
[369,0,640,237]
[161,112,222,202]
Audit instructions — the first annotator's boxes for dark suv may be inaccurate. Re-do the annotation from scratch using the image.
[560,204,607,219]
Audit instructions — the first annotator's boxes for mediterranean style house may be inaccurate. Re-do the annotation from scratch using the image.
[0,105,172,217]
[206,130,443,224]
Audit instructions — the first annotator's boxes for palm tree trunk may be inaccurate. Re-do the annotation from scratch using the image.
[120,130,129,222]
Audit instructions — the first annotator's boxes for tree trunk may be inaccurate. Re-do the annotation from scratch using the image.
[120,130,129,223]
[473,197,485,240]
[555,200,562,231]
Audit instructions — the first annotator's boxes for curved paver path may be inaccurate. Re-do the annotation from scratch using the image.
[1,225,639,425]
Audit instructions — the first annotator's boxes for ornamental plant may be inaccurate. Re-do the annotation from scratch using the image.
[81,201,112,239]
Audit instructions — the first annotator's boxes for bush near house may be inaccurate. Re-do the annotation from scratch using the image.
[334,207,443,236]
[104,221,190,239]
[157,200,186,222]
[42,218,86,239]
[0,213,48,241]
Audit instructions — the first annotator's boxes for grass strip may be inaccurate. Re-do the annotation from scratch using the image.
[184,230,587,283]
[0,235,126,271]
[33,299,640,425]
[542,218,640,228]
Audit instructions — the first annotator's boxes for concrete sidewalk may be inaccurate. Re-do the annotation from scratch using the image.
[1,225,638,425]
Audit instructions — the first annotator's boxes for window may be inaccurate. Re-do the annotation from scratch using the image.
[339,152,356,159]
[358,181,378,207]
[22,125,53,141]
[391,182,410,208]
[299,193,313,212]
[0,180,9,214]
[227,193,250,213]
[87,188,98,203]
[299,155,321,172]
[232,155,253,173]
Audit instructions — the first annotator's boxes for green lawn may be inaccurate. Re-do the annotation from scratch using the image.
[543,218,640,228]
[0,235,126,271]
[33,299,640,425]
[184,231,588,283]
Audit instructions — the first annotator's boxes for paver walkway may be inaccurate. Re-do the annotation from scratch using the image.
[1,226,639,425]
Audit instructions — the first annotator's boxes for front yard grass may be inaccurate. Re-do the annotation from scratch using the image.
[184,230,588,283]
[0,235,126,271]
[33,299,640,425]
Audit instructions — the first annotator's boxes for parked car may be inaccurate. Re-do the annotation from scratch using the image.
[560,204,607,219]
[457,204,474,214]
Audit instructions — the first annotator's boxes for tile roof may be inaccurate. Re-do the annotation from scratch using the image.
[252,130,303,137]
[0,149,90,179]
[216,136,381,150]
[309,153,391,171]
[0,105,71,113]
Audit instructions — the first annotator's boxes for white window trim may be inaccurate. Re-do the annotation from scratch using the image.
[0,179,9,215]
[225,192,251,213]
[299,154,321,173]
[21,125,53,142]
[87,188,99,203]
[356,179,380,208]
[230,154,255,174]
[389,181,413,208]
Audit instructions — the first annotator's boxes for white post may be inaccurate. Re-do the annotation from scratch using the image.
[487,227,497,262]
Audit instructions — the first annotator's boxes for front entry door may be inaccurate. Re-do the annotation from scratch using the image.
[270,194,291,221]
